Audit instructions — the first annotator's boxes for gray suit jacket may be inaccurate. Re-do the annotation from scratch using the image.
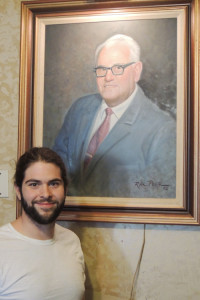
[53,86,176,198]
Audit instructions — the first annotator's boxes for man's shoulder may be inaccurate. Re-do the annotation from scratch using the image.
[0,223,11,235]
[136,86,175,124]
[65,93,101,120]
[0,223,16,244]
[72,93,101,109]
[54,223,80,243]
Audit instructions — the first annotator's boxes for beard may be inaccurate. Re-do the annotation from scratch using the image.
[20,192,65,225]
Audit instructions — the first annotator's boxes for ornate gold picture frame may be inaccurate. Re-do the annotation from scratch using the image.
[18,0,200,224]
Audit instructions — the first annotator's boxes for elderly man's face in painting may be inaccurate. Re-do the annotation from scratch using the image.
[96,42,142,107]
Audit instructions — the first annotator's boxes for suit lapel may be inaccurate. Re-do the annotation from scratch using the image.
[78,97,101,160]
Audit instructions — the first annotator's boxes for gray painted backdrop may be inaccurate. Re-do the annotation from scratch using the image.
[43,18,177,148]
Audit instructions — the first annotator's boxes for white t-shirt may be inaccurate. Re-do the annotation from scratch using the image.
[0,223,85,300]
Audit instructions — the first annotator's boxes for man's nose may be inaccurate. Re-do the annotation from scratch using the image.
[40,184,52,199]
[105,69,114,81]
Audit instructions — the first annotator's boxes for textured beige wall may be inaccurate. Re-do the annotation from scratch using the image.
[1,1,200,300]
[0,0,21,224]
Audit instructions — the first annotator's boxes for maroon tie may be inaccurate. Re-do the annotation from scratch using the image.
[84,107,113,169]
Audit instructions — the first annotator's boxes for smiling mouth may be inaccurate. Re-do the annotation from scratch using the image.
[37,202,55,205]
[34,202,58,212]
[34,201,58,207]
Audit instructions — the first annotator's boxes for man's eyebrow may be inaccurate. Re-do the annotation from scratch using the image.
[24,179,41,184]
[48,178,63,183]
[24,178,63,184]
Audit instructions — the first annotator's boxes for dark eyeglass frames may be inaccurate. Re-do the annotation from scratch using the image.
[94,62,135,77]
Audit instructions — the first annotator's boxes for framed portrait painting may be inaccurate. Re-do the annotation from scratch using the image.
[18,0,200,224]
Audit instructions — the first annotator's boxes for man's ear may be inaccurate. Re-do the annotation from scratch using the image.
[134,61,143,83]
[14,184,22,201]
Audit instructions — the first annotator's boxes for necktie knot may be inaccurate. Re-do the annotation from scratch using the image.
[105,107,113,116]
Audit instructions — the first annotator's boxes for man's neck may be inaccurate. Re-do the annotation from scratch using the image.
[11,214,55,240]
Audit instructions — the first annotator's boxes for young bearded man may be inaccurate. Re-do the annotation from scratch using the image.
[0,147,85,300]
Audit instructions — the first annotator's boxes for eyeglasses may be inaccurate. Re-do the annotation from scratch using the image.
[94,62,135,77]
